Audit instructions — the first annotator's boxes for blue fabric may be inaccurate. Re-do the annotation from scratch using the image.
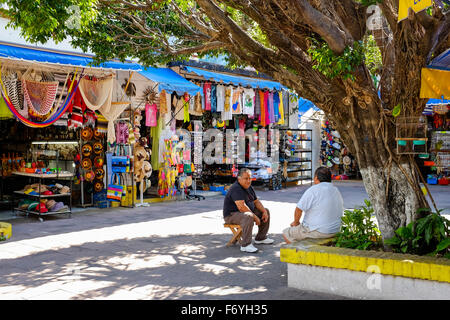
[273,91,280,122]
[139,67,202,96]
[0,43,141,71]
[184,66,287,90]
[428,49,450,71]
[210,85,217,112]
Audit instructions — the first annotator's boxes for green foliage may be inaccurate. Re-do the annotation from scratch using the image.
[362,35,382,77]
[307,38,365,81]
[384,209,450,258]
[332,200,382,251]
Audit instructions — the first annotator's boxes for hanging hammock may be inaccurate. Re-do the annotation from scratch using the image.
[78,74,114,113]
[0,69,83,128]
[1,70,23,111]
[99,101,130,144]
[22,77,59,121]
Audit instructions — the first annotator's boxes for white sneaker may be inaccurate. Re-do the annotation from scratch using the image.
[240,243,258,253]
[254,238,275,245]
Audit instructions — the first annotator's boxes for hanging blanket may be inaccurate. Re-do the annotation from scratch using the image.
[78,74,114,113]
[22,78,59,121]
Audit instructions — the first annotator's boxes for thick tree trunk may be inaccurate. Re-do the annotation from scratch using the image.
[327,95,429,241]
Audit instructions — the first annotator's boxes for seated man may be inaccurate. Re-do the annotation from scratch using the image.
[283,167,344,244]
[223,168,274,253]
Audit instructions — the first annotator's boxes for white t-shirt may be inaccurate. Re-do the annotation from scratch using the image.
[216,85,225,112]
[242,88,255,116]
[297,182,344,234]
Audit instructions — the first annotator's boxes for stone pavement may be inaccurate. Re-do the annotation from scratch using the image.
[0,180,448,300]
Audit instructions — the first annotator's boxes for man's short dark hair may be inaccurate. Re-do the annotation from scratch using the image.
[314,166,332,182]
[238,168,252,177]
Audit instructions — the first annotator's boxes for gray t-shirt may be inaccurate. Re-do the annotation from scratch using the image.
[297,182,344,234]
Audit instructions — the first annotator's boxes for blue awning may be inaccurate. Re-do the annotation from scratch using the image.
[139,67,202,96]
[298,97,319,117]
[0,42,141,71]
[184,66,287,90]
[427,98,450,105]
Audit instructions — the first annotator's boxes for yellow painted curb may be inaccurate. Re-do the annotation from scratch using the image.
[0,222,12,240]
[280,240,450,284]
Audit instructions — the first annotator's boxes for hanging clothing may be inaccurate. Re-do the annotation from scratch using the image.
[159,90,168,114]
[268,91,275,124]
[242,88,255,116]
[191,92,203,116]
[216,85,225,112]
[222,86,233,121]
[173,94,185,121]
[283,91,289,124]
[145,103,157,127]
[151,115,163,171]
[232,87,242,114]
[203,82,212,111]
[273,91,280,123]
[278,91,285,125]
[210,85,217,112]
[259,90,265,126]
[183,93,190,123]
[254,89,261,120]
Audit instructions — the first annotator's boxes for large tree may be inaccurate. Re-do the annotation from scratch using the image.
[2,0,449,240]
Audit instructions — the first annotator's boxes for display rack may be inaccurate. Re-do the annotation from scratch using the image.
[280,128,313,186]
[11,147,73,221]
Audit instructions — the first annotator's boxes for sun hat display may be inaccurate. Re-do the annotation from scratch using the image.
[81,158,92,170]
[82,143,92,157]
[93,156,104,168]
[94,168,105,180]
[94,181,104,192]
[81,127,93,141]
[93,141,103,154]
[46,199,56,210]
[85,170,95,182]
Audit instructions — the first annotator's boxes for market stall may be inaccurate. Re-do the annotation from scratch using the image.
[0,42,141,216]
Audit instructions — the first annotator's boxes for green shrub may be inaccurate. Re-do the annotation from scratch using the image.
[332,200,382,250]
[384,209,450,259]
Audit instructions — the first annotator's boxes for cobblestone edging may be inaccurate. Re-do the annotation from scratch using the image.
[280,239,450,283]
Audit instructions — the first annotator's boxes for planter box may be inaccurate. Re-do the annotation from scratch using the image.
[280,239,450,300]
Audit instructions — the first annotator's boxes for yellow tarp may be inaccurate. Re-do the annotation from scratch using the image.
[420,68,450,99]
[398,0,433,22]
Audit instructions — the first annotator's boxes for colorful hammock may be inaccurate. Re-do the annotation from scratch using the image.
[0,71,82,128]
[22,78,59,121]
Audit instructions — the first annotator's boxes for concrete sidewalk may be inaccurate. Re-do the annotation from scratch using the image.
[0,181,448,300]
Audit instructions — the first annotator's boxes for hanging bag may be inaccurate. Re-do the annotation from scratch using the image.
[107,172,124,201]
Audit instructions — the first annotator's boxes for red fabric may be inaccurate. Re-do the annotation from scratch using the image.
[203,82,211,111]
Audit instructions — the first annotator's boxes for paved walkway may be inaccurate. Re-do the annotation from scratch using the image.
[0,181,448,300]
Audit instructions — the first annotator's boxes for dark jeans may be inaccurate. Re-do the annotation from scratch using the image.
[224,208,270,246]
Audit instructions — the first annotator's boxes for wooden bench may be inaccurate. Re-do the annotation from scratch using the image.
[224,224,242,247]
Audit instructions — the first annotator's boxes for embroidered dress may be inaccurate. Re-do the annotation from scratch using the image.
[173,94,185,121]
[268,91,275,124]
[159,90,168,114]
[254,90,261,120]
[259,90,265,126]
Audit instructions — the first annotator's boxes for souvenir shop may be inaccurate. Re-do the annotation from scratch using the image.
[0,42,149,217]
[150,61,306,194]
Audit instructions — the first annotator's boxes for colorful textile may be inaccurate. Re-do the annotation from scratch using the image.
[0,94,13,119]
[254,90,261,120]
[159,90,168,114]
[263,91,270,126]
[211,85,217,112]
[23,78,59,120]
[222,86,233,121]
[273,91,280,123]
[232,87,242,114]
[78,74,114,113]
[203,82,212,111]
[420,68,450,99]
[243,88,255,116]
[278,91,285,125]
[146,103,158,127]
[268,91,275,123]
[259,90,265,126]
